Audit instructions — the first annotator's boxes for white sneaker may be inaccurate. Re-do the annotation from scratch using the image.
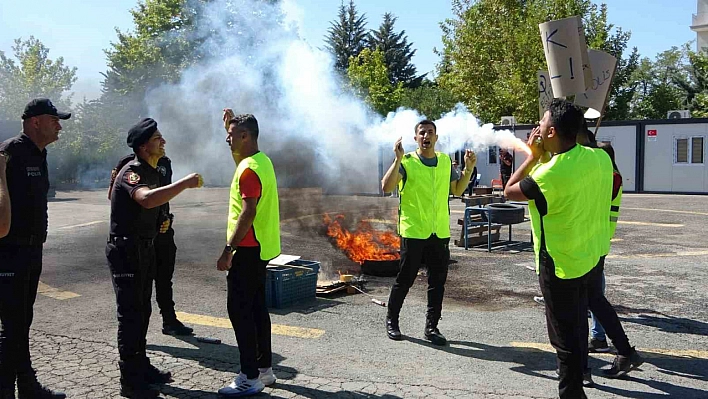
[533,296,545,305]
[258,367,277,386]
[218,372,265,397]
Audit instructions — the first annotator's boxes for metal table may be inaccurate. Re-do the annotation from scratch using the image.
[463,203,530,251]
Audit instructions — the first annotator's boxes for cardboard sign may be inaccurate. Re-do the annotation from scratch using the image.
[539,16,592,97]
[575,49,617,118]
[538,70,554,120]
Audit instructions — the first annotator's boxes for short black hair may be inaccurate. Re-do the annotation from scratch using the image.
[415,120,436,134]
[229,114,259,139]
[546,99,584,143]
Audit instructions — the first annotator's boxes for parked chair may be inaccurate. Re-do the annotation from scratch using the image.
[491,178,503,195]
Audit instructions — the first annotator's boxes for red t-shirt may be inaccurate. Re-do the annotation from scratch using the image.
[612,172,622,200]
[237,168,262,247]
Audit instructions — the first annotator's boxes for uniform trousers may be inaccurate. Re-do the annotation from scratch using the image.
[0,245,42,389]
[154,228,177,322]
[106,237,156,373]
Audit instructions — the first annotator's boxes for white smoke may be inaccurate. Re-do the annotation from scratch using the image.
[146,0,527,192]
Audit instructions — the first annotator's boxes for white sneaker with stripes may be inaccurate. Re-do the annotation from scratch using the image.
[218,372,265,397]
[258,367,277,386]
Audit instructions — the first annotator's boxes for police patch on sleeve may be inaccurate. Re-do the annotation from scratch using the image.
[126,171,141,185]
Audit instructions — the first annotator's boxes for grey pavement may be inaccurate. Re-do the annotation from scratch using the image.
[20,189,708,398]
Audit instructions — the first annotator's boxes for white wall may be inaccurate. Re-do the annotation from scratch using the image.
[596,125,637,192]
[644,123,708,193]
[505,125,637,191]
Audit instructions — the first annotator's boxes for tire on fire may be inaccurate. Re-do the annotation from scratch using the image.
[483,203,525,225]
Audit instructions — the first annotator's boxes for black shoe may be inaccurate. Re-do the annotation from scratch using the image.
[589,337,611,353]
[16,375,65,399]
[120,383,160,398]
[583,369,595,387]
[162,319,193,336]
[602,347,644,378]
[0,389,15,399]
[424,318,447,346]
[385,315,402,341]
[554,368,594,387]
[144,363,172,384]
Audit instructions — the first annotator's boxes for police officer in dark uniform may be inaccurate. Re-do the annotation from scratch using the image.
[0,98,68,399]
[107,118,202,398]
[109,155,193,337]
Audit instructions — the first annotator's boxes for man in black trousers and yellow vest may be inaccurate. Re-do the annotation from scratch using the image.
[505,99,613,399]
[217,110,280,397]
[381,120,476,345]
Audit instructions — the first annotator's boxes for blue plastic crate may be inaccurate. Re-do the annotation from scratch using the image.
[265,260,320,308]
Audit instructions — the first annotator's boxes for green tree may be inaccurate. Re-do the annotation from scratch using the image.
[628,46,686,119]
[347,48,404,115]
[439,0,634,123]
[367,12,423,88]
[399,80,459,120]
[674,47,708,114]
[325,0,369,71]
[0,36,77,120]
[101,0,205,120]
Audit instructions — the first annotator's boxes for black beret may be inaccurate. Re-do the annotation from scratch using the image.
[127,118,158,149]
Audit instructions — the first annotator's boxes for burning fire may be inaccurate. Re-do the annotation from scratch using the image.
[323,214,400,264]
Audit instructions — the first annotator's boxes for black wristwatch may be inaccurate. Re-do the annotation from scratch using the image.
[224,245,236,255]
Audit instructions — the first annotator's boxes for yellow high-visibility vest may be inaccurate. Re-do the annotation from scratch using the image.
[228,152,281,261]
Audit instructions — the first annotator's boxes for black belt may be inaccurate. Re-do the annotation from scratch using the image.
[107,235,155,247]
[0,234,47,246]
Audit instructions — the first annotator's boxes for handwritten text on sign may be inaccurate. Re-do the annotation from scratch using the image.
[574,49,617,116]
[539,16,592,97]
[538,71,554,120]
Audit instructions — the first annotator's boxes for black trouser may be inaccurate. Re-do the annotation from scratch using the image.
[501,173,511,189]
[387,235,450,321]
[0,245,42,390]
[586,256,631,357]
[154,228,177,323]
[538,249,589,399]
[226,246,272,379]
[106,237,156,377]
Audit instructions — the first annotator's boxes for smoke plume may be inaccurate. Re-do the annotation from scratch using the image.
[146,0,526,193]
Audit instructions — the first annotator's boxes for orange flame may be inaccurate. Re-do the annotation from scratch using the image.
[323,214,400,264]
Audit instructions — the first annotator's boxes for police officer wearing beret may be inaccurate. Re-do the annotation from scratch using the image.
[107,118,202,398]
[0,99,69,399]
[109,154,193,337]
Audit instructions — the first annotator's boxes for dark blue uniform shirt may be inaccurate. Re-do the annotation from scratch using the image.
[0,134,49,244]
[109,157,161,239]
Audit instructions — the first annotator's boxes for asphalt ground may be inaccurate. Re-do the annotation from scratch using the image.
[24,188,708,398]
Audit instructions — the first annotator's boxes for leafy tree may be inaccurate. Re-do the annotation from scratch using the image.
[0,37,77,120]
[438,0,634,123]
[674,47,708,113]
[324,0,369,71]
[102,0,204,120]
[367,12,423,87]
[628,46,686,119]
[347,48,404,115]
[399,80,459,120]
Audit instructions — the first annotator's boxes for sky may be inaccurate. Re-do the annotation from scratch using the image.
[0,0,698,101]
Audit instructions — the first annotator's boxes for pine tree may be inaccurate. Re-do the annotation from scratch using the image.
[324,0,368,71]
[367,12,422,88]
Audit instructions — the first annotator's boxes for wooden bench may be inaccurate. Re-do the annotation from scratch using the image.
[454,215,502,248]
